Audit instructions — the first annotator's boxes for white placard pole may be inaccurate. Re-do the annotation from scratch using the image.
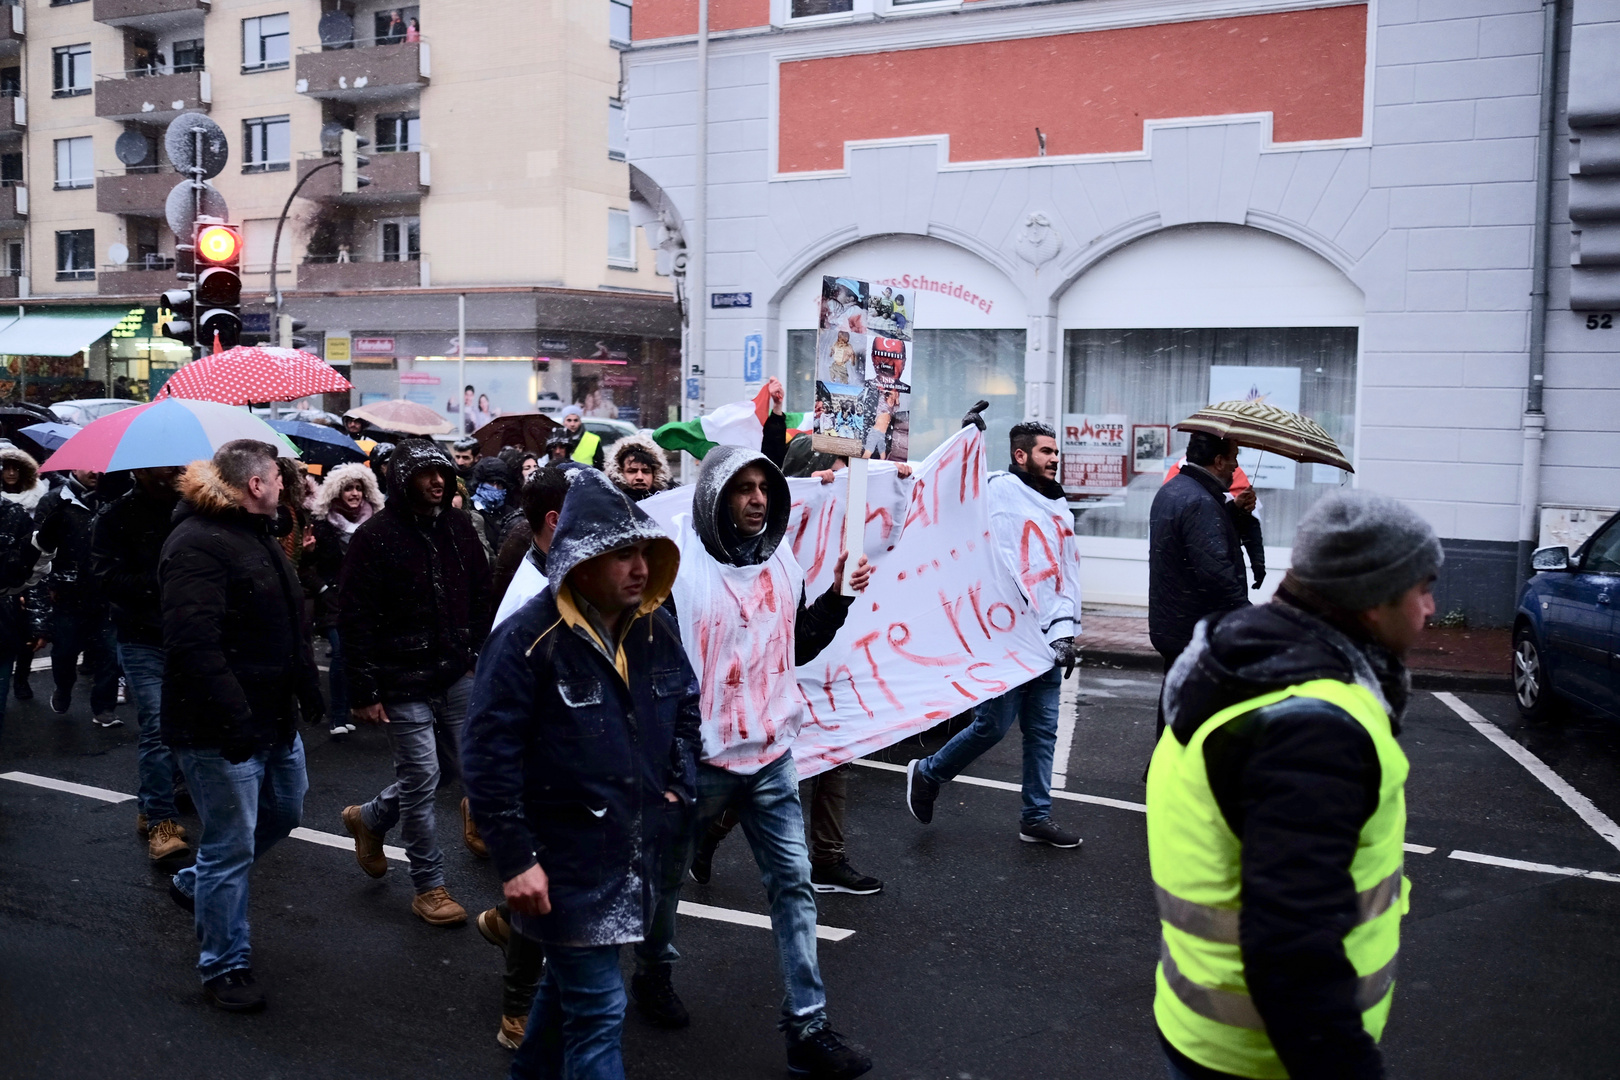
[840,457,868,597]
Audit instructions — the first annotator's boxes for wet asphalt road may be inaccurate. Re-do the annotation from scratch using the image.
[2,656,1619,1080]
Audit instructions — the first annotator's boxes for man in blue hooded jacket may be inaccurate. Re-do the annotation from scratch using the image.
[463,469,700,1080]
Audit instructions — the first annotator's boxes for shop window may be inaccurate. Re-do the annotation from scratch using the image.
[608,209,634,268]
[242,14,290,73]
[610,0,631,46]
[1063,327,1357,548]
[243,115,291,173]
[54,137,93,191]
[788,327,1026,462]
[52,44,92,97]
[376,113,420,153]
[56,229,95,282]
[608,100,626,161]
[380,217,420,262]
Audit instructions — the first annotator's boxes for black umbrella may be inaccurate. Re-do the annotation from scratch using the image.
[265,419,368,472]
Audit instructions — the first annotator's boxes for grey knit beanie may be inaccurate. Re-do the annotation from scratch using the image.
[1289,490,1444,611]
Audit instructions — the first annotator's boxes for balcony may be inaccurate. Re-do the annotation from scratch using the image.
[94,0,209,33]
[0,185,26,227]
[98,262,179,297]
[295,40,429,101]
[96,169,176,217]
[298,256,428,291]
[96,70,210,123]
[0,274,18,301]
[0,7,22,60]
[296,151,429,204]
[0,94,24,139]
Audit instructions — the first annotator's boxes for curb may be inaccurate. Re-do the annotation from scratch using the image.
[1079,648,1511,694]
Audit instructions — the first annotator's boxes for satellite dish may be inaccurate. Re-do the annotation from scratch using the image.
[115,130,151,167]
[165,179,229,239]
[164,112,228,180]
[108,243,129,265]
[318,11,355,49]
[320,121,347,156]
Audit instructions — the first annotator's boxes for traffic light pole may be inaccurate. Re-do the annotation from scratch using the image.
[267,158,342,345]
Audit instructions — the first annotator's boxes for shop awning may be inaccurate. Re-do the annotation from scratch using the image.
[0,308,135,357]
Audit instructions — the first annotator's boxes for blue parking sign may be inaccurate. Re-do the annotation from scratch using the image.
[686,377,701,401]
[743,332,763,384]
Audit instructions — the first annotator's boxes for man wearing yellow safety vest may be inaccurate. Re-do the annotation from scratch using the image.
[1148,489,1441,1080]
[558,403,605,469]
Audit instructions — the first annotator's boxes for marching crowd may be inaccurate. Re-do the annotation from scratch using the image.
[1,379,1442,1080]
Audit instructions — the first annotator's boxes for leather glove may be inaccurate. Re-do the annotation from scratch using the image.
[1051,636,1078,678]
[220,742,255,765]
[1252,575,1265,591]
[960,400,989,431]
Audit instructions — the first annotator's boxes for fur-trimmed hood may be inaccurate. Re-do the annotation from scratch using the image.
[311,462,385,521]
[0,445,47,513]
[604,433,672,497]
[177,459,247,517]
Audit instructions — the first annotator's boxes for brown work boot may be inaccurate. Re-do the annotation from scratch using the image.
[147,819,190,863]
[412,886,468,926]
[461,797,489,859]
[341,805,387,878]
[476,906,510,950]
[136,812,149,840]
[497,1014,527,1051]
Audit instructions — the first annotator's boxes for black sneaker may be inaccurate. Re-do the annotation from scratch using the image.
[1019,820,1082,849]
[786,1025,872,1079]
[169,878,195,914]
[13,675,31,701]
[92,712,123,728]
[629,965,690,1029]
[811,860,883,895]
[49,690,69,715]
[688,830,720,885]
[204,968,266,1013]
[905,759,938,824]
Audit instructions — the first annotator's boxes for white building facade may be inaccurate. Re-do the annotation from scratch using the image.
[623,0,1620,625]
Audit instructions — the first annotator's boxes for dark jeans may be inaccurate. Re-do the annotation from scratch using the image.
[0,648,14,743]
[693,764,851,867]
[51,605,118,714]
[118,641,176,822]
[500,901,547,1018]
[324,627,348,721]
[510,942,626,1080]
[919,663,1063,826]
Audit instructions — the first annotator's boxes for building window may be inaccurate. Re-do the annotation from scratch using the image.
[56,230,95,282]
[375,6,419,45]
[791,0,853,15]
[4,240,21,279]
[54,137,94,191]
[376,113,420,153]
[610,0,631,45]
[608,100,626,161]
[380,218,420,262]
[0,67,20,97]
[242,14,291,72]
[608,209,634,268]
[0,152,20,187]
[52,44,93,97]
[173,39,206,74]
[243,116,291,173]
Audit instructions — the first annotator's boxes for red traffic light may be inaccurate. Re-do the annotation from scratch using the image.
[196,224,241,264]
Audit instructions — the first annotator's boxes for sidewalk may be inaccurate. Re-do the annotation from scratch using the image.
[1079,607,1511,692]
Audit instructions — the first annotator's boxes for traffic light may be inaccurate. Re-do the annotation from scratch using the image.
[340,129,372,194]
[278,313,309,350]
[194,221,242,352]
[155,287,195,348]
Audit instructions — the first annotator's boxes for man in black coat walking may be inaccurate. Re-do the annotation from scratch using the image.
[161,441,323,1013]
[339,439,493,927]
[35,468,119,725]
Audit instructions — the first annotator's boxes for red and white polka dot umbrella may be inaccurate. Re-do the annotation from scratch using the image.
[154,345,353,405]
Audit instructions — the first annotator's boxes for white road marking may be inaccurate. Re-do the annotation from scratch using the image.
[1052,678,1079,790]
[852,758,1147,812]
[0,770,852,940]
[1448,849,1620,884]
[677,900,854,942]
[30,657,51,672]
[1404,843,1437,855]
[1434,692,1620,855]
[1,770,136,803]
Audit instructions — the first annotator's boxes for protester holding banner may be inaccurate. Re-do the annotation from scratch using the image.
[906,419,1085,849]
[634,444,874,1080]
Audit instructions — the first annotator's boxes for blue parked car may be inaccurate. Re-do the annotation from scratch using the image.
[1514,510,1620,721]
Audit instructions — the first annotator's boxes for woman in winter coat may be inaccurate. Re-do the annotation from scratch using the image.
[309,463,384,737]
[1,445,50,701]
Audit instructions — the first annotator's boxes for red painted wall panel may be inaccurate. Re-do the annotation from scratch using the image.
[777,6,1367,172]
[633,0,770,39]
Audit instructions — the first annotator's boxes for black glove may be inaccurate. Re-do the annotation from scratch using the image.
[961,400,989,431]
[1252,575,1265,591]
[1051,636,1078,678]
[220,741,255,765]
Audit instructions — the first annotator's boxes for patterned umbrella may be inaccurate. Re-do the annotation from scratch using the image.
[1175,399,1354,473]
[155,346,352,405]
[346,399,454,436]
[38,398,297,473]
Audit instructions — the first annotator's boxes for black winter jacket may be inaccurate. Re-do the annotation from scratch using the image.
[90,486,179,646]
[463,468,699,946]
[1159,594,1409,1080]
[159,462,322,754]
[338,440,493,707]
[35,476,104,612]
[1148,465,1249,658]
[0,497,45,652]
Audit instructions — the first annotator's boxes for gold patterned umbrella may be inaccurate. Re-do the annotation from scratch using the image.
[1175,399,1353,473]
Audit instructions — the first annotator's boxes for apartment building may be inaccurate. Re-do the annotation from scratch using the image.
[2,0,681,430]
[622,0,1620,625]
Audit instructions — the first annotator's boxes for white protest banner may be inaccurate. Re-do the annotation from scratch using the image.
[641,427,1065,777]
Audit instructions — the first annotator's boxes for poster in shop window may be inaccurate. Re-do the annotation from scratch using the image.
[1060,413,1128,495]
[1207,365,1301,490]
[812,276,912,462]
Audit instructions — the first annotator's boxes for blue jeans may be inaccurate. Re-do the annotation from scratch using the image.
[324,627,348,721]
[0,647,13,745]
[360,675,471,892]
[919,663,1062,826]
[118,641,176,822]
[51,605,119,715]
[172,735,308,981]
[510,942,626,1080]
[640,751,827,1031]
